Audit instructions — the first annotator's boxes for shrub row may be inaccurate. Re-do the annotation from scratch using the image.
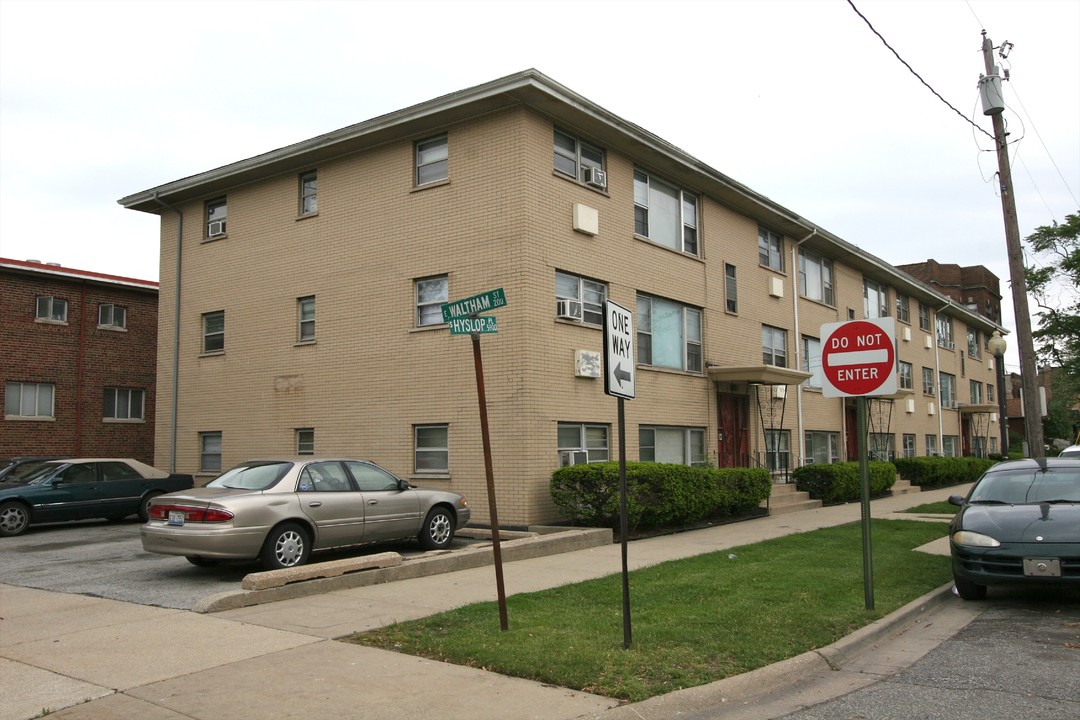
[892,456,998,488]
[550,462,772,531]
[792,461,897,504]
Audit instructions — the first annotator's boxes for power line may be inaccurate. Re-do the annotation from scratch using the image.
[846,0,995,140]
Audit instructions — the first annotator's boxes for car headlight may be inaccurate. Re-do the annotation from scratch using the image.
[952,530,1001,548]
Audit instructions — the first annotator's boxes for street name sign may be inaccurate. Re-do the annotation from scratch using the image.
[603,300,635,399]
[441,288,507,323]
[820,317,897,398]
[449,315,497,335]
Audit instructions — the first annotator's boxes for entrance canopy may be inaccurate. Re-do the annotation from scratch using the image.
[707,365,812,386]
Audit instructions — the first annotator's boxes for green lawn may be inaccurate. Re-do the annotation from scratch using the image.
[900,500,959,515]
[348,519,952,702]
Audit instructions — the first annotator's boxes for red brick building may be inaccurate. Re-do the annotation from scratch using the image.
[897,259,1002,324]
[1,258,158,463]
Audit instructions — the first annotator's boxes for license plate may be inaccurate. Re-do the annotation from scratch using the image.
[167,510,186,527]
[1023,558,1060,577]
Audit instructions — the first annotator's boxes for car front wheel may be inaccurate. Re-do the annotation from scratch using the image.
[419,507,454,550]
[0,501,30,537]
[953,574,987,601]
[260,523,311,570]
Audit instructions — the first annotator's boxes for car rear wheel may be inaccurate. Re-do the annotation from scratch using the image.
[0,501,30,537]
[260,523,311,570]
[138,492,161,523]
[953,574,987,601]
[419,507,454,550]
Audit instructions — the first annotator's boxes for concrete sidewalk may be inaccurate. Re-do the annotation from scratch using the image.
[0,485,978,720]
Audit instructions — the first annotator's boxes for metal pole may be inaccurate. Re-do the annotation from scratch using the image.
[618,397,631,649]
[858,396,874,611]
[472,331,508,631]
[996,354,1009,456]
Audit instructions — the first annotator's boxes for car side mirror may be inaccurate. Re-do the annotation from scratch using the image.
[947,495,964,507]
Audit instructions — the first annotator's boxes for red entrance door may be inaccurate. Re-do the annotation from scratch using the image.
[717,392,749,468]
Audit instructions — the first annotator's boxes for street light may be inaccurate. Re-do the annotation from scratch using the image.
[988,330,1009,457]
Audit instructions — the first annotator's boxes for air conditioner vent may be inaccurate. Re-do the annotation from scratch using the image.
[207,220,227,237]
[556,298,584,321]
[582,167,607,189]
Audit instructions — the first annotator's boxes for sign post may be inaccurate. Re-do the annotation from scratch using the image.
[603,300,635,649]
[441,288,509,631]
[820,317,897,611]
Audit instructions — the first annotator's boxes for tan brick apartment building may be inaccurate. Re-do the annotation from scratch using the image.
[1,259,158,463]
[119,70,1004,527]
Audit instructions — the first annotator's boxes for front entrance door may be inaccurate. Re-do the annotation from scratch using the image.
[717,391,749,468]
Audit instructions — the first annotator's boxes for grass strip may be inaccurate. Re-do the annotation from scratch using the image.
[347,519,951,702]
[900,500,958,515]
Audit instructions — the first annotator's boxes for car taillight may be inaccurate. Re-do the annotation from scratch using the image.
[148,503,234,523]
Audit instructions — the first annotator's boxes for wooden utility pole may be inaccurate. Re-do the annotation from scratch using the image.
[980,32,1045,459]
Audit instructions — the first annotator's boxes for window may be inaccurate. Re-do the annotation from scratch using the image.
[939,372,957,408]
[633,169,699,256]
[415,275,448,327]
[202,311,224,353]
[899,361,913,391]
[869,433,894,461]
[299,171,317,215]
[802,336,822,389]
[936,315,954,349]
[989,436,999,455]
[896,293,910,323]
[798,249,834,305]
[903,434,916,458]
[415,134,448,185]
[555,271,606,325]
[298,461,352,492]
[640,426,706,465]
[296,428,315,455]
[200,432,222,473]
[966,327,981,359]
[98,303,126,329]
[636,295,701,372]
[918,302,931,332]
[557,423,610,463]
[35,296,67,322]
[925,434,938,456]
[553,129,604,183]
[987,383,995,403]
[764,429,790,472]
[863,279,889,319]
[297,296,315,342]
[942,435,959,457]
[345,461,400,492]
[804,431,839,464]
[724,263,738,313]
[922,367,935,395]
[970,380,983,404]
[414,425,448,473]
[762,325,787,367]
[206,197,227,237]
[5,381,54,418]
[104,388,144,420]
[757,227,783,271]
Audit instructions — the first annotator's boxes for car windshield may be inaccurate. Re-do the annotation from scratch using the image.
[20,463,67,484]
[7,461,55,482]
[969,468,1080,504]
[207,462,293,490]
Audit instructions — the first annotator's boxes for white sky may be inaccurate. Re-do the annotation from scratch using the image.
[2,0,1077,372]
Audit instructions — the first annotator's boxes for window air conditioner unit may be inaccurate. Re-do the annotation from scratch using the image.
[773,385,787,399]
[582,167,607,189]
[556,298,584,321]
[208,220,227,236]
[560,450,588,467]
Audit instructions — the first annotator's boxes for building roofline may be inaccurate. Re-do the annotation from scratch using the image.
[0,257,158,292]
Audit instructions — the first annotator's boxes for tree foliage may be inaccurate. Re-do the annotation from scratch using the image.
[1024,212,1080,397]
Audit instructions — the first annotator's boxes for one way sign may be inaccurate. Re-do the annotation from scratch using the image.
[603,300,636,400]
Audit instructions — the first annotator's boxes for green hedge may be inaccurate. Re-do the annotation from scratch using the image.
[892,456,998,488]
[550,462,771,531]
[792,461,897,504]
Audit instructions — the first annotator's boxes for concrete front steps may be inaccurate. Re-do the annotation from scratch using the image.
[760,483,822,515]
[890,478,921,495]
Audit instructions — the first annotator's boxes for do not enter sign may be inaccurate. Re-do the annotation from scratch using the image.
[820,318,897,398]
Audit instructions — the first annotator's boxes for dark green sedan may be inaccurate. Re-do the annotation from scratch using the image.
[0,459,194,537]
[949,457,1080,600]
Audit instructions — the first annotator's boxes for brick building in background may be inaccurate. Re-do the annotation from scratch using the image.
[1,259,158,463]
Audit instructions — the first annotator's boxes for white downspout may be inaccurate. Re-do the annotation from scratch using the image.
[792,228,817,467]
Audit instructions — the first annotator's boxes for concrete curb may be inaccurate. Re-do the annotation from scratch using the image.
[193,527,611,613]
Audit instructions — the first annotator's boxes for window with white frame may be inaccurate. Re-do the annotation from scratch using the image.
[200,432,222,473]
[936,315,954,349]
[415,135,448,185]
[896,293,910,323]
[987,383,995,403]
[725,263,738,313]
[899,361,913,391]
[555,271,606,325]
[414,424,448,473]
[299,171,317,215]
[802,336,822,389]
[970,380,983,404]
[762,325,787,367]
[636,295,701,372]
[764,429,790,471]
[758,227,783,271]
[922,367,935,395]
[918,302,931,332]
[939,372,957,408]
[415,275,448,327]
[553,129,604,183]
[633,169,699,256]
[206,197,227,237]
[296,428,315,455]
[297,296,315,342]
[202,311,224,353]
[98,303,126,329]
[863,278,889,319]
[798,249,834,305]
[925,434,938,456]
[557,422,610,464]
[804,430,839,464]
[902,433,916,458]
[639,426,706,465]
[5,381,54,418]
[35,296,67,322]
[989,436,999,455]
[104,387,144,420]
[967,327,981,358]
[869,433,894,461]
[942,435,959,457]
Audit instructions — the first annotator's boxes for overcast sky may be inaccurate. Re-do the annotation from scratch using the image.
[2,0,1077,371]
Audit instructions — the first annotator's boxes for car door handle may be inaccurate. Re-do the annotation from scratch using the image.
[308,501,322,507]
[367,499,379,506]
